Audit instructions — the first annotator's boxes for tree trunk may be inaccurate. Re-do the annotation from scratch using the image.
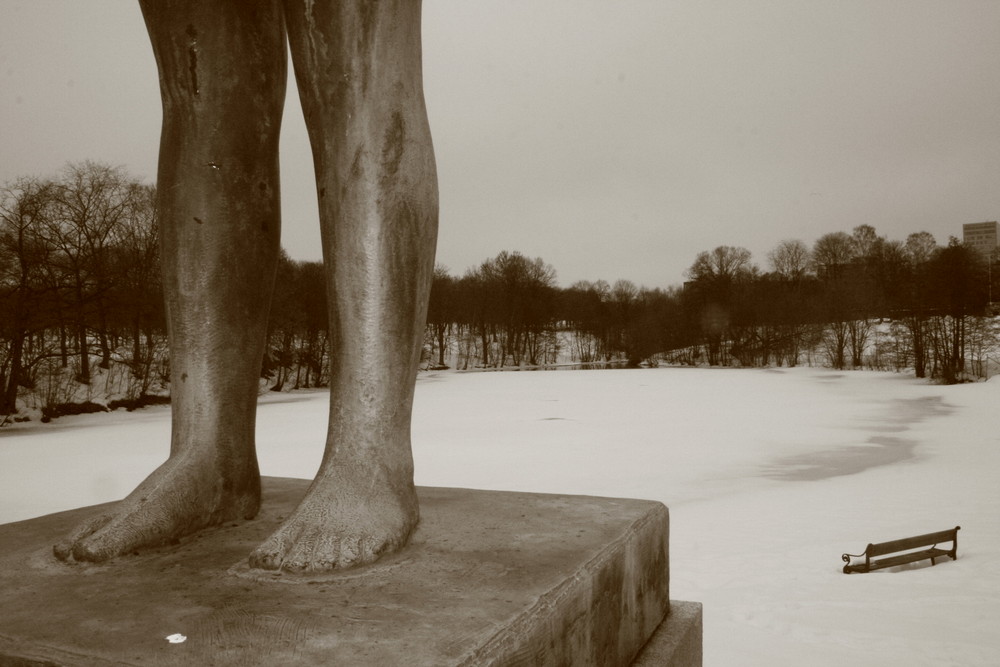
[912,318,926,378]
[1,331,25,414]
[98,306,112,369]
[132,317,143,368]
[77,322,91,383]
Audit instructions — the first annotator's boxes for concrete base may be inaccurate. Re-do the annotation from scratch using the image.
[0,477,699,666]
[634,601,703,666]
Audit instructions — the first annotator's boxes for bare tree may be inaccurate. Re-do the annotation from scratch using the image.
[768,239,811,281]
[850,224,881,260]
[811,232,855,279]
[264,252,329,391]
[894,231,940,377]
[687,245,754,283]
[905,231,938,265]
[0,177,57,414]
[112,182,163,381]
[810,233,857,368]
[685,246,756,365]
[560,280,607,363]
[927,238,987,382]
[609,279,639,364]
[426,264,456,368]
[42,162,133,381]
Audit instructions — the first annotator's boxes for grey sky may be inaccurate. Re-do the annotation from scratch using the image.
[3,1,999,287]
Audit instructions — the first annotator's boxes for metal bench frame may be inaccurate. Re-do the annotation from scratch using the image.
[842,526,960,574]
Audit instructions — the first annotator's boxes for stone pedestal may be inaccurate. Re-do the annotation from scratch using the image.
[0,477,700,666]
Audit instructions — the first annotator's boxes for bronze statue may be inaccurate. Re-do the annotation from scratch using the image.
[54,0,437,573]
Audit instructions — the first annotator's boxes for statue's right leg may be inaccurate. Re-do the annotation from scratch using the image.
[54,0,286,563]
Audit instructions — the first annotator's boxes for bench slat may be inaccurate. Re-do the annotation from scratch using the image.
[868,528,959,557]
[868,548,951,570]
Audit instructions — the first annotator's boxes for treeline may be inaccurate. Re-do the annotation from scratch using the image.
[0,163,163,415]
[426,251,684,369]
[0,162,332,417]
[0,161,691,420]
[423,226,999,383]
[3,162,996,420]
[680,227,995,382]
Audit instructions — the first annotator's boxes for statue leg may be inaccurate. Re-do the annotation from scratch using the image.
[55,0,286,563]
[249,0,438,572]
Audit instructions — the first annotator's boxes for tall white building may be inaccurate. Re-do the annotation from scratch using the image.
[963,221,1000,257]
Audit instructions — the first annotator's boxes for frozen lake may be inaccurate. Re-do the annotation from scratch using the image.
[2,366,998,665]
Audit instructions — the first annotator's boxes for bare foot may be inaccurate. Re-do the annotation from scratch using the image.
[54,453,260,563]
[248,467,418,573]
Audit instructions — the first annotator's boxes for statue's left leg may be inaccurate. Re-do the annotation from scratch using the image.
[250,0,437,572]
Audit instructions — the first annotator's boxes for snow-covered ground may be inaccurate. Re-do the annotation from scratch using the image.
[2,367,998,665]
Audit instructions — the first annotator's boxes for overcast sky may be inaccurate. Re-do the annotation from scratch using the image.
[3,1,999,287]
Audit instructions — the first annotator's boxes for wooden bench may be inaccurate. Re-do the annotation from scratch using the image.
[842,526,960,574]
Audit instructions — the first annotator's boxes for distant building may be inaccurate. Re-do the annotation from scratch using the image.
[963,221,1000,257]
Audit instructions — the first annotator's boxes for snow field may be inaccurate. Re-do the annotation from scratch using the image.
[1,367,998,665]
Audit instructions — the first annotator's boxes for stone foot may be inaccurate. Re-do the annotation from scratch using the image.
[54,454,260,563]
[248,468,418,573]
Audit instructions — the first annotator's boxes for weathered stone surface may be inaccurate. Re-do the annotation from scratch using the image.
[633,601,704,666]
[0,477,676,666]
